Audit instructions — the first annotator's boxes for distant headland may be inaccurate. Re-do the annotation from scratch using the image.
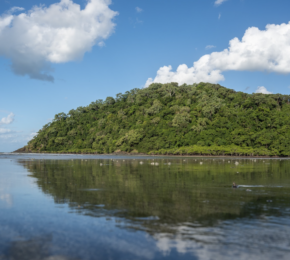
[17,83,290,157]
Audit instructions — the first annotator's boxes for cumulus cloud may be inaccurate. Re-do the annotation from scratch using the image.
[0,0,118,82]
[215,0,229,6]
[0,113,14,125]
[136,7,143,13]
[145,22,290,87]
[255,86,272,94]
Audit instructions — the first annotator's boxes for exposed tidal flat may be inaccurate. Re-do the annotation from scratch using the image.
[1,153,290,260]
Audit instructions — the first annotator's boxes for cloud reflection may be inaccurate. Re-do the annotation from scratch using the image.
[0,193,13,207]
[154,221,290,260]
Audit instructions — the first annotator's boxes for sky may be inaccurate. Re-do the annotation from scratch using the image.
[1,0,290,152]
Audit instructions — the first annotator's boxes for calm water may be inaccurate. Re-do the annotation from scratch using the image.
[1,154,290,260]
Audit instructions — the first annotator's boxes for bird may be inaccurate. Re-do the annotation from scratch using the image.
[232,182,238,188]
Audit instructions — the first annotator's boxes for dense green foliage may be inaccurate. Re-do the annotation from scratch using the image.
[27,82,290,156]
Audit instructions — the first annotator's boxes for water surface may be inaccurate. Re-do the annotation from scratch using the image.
[1,154,290,259]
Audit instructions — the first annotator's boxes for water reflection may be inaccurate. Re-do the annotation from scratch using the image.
[0,180,13,208]
[18,158,290,223]
[14,157,290,259]
[1,235,77,260]
[154,218,290,259]
[0,193,13,208]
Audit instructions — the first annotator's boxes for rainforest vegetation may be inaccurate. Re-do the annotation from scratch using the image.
[24,82,290,156]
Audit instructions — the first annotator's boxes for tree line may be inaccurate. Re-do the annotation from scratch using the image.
[25,82,290,156]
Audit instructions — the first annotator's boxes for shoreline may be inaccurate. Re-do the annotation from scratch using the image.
[11,150,286,158]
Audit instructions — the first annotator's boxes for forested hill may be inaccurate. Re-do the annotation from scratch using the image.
[24,83,290,156]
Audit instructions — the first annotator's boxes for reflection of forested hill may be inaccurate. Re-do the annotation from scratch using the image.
[18,158,290,232]
[24,83,290,156]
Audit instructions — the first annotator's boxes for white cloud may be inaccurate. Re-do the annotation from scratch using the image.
[215,0,229,6]
[145,22,290,87]
[218,13,221,19]
[0,130,37,145]
[0,113,14,125]
[0,0,118,82]
[0,15,13,32]
[205,45,216,50]
[98,41,105,47]
[27,132,37,141]
[255,86,272,94]
[136,7,143,13]
[0,128,11,134]
[8,7,25,14]
[0,134,14,140]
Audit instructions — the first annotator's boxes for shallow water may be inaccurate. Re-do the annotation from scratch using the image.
[1,154,290,259]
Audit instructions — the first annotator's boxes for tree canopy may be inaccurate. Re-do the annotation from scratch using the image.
[24,82,290,156]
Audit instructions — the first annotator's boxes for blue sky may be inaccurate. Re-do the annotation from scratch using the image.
[1,0,290,152]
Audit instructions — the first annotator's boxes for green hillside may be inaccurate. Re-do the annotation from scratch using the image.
[24,82,290,156]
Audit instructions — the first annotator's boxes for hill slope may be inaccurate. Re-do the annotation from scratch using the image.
[24,83,290,156]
